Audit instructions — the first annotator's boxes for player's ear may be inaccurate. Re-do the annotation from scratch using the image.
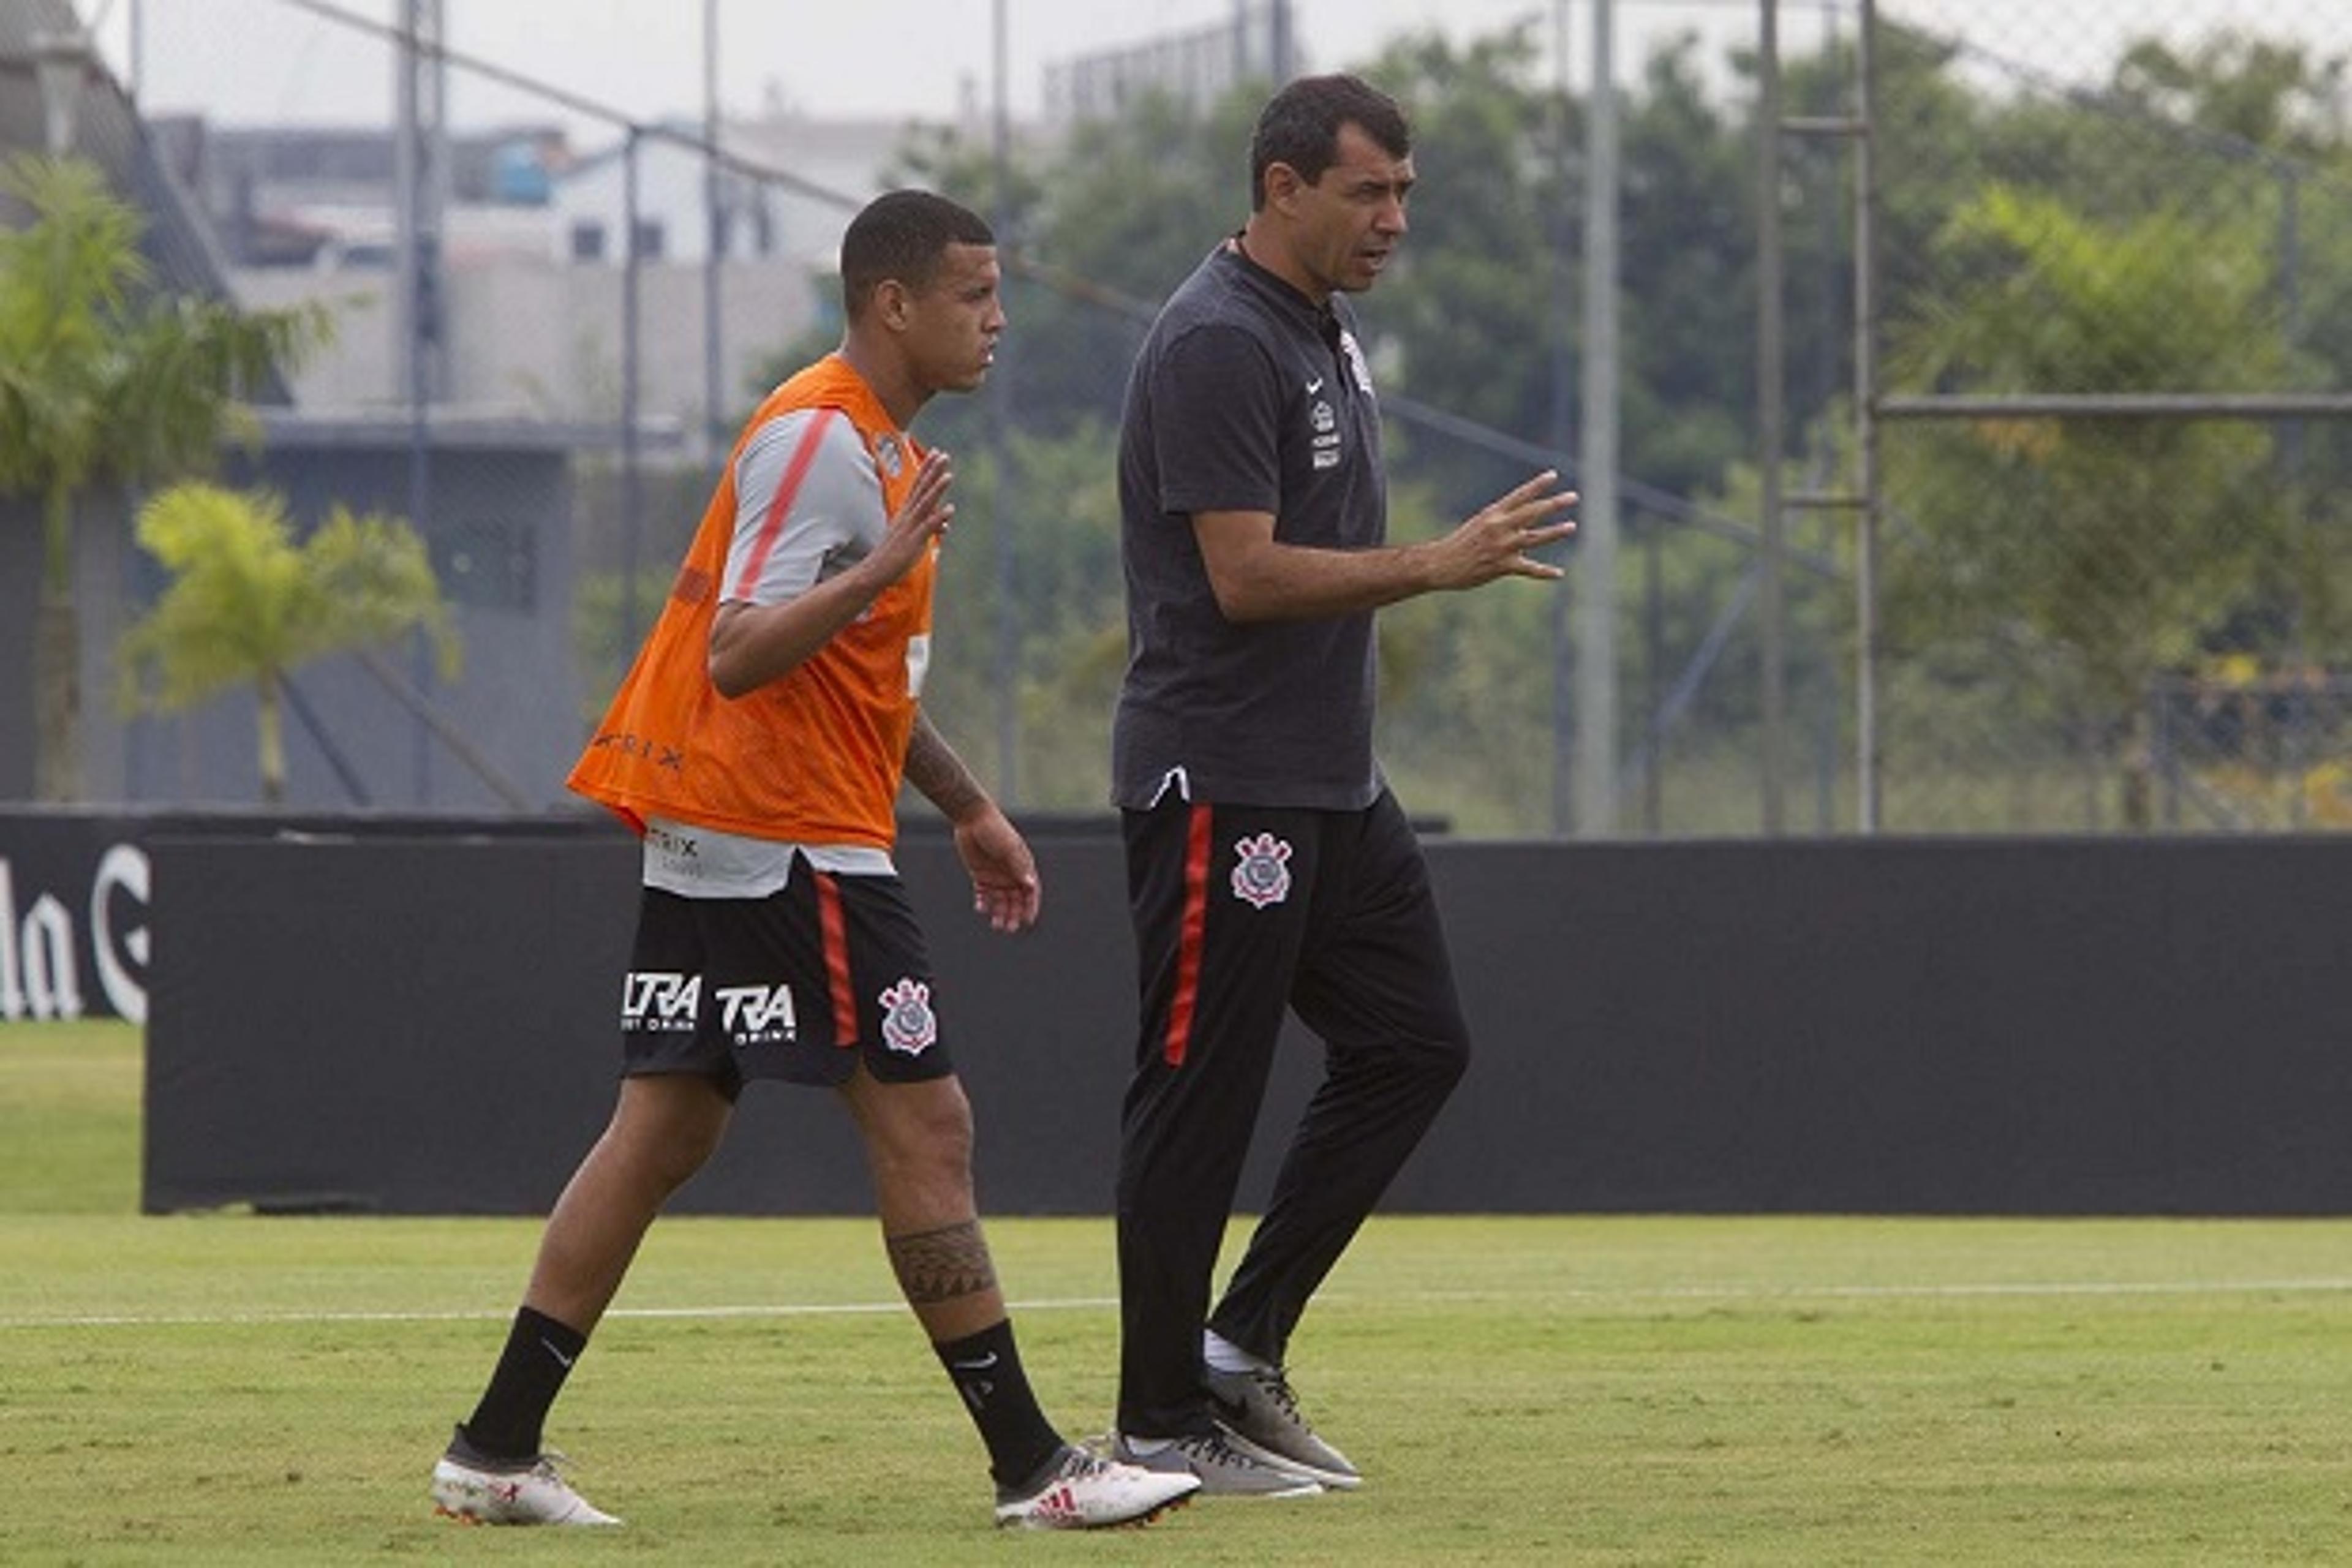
[874,277,911,330]
[1263,160,1305,214]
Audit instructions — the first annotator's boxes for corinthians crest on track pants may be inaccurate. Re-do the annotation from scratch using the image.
[1113,786,1472,1439]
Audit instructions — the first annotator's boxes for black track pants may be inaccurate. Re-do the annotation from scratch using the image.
[1114,788,1470,1438]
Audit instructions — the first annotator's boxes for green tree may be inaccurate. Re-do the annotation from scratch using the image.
[1356,23,1570,509]
[854,25,1887,827]
[921,418,1130,807]
[880,84,1260,464]
[2112,31,2352,158]
[118,483,457,805]
[570,563,676,722]
[1883,185,2297,826]
[0,154,331,801]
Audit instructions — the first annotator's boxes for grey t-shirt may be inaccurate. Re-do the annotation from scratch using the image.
[1112,241,1389,811]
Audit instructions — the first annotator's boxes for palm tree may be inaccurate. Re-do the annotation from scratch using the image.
[0,153,331,801]
[118,483,459,805]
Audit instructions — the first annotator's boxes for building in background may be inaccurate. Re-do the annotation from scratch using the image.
[3,0,1253,812]
[148,116,570,270]
[1045,0,1297,124]
[0,0,627,810]
[149,107,918,435]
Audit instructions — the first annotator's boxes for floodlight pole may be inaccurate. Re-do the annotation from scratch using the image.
[1575,0,1621,839]
[1755,0,1789,835]
[1855,0,1882,832]
[1765,0,1882,833]
[1546,0,1575,837]
[394,0,447,803]
[703,0,725,463]
[622,125,645,655]
[989,0,1019,804]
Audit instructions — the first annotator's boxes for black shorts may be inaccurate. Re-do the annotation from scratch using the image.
[619,862,954,1094]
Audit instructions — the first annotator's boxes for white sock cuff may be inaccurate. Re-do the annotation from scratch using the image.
[1202,1329,1270,1375]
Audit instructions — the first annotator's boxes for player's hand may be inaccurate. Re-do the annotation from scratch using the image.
[951,803,1041,934]
[870,448,956,582]
[1428,470,1577,589]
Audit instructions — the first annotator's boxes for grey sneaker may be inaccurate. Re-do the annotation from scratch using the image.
[993,1444,1200,1529]
[1111,1428,1324,1497]
[430,1427,620,1526]
[1206,1365,1361,1490]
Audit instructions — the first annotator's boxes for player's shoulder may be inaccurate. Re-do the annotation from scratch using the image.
[741,403,875,472]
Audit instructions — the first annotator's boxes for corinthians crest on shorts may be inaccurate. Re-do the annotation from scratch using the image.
[878,977,938,1055]
[1230,831,1294,909]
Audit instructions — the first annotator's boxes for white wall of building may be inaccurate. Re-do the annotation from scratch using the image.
[225,111,917,445]
[236,255,823,439]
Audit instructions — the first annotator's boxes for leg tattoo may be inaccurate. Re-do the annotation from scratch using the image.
[886,1219,999,1305]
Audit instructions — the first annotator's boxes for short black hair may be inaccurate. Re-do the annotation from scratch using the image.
[1248,74,1411,211]
[840,189,995,320]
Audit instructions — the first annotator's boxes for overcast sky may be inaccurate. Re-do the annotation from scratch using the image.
[88,0,1783,134]
[85,1,2342,142]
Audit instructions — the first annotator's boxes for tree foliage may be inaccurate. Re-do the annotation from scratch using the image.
[1879,189,2337,823]
[734,19,2352,833]
[119,483,456,804]
[0,153,333,801]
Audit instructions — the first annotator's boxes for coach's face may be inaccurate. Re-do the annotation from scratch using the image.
[1281,121,1414,298]
[905,241,1005,396]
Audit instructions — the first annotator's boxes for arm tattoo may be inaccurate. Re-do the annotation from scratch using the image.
[904,713,988,824]
[886,1219,999,1305]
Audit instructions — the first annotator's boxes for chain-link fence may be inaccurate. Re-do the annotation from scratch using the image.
[42,0,2352,832]
[1869,0,2352,832]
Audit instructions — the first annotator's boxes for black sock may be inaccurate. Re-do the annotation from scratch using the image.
[459,1305,587,1461]
[934,1320,1063,1488]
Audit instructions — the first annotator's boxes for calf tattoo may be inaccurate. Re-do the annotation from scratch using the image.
[886,1219,998,1304]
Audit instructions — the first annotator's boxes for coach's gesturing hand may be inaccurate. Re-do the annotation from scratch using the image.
[1191,470,1577,624]
[1423,470,1580,589]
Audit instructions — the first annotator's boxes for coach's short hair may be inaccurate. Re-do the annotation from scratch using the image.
[840,190,995,320]
[1248,74,1411,211]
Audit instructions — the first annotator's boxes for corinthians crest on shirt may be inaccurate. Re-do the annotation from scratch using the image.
[878,977,939,1055]
[1230,832,1294,909]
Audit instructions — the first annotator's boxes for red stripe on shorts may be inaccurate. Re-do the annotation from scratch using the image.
[727,409,837,601]
[1163,803,1215,1067]
[813,870,859,1047]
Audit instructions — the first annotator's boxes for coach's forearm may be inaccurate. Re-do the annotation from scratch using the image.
[1207,538,1447,622]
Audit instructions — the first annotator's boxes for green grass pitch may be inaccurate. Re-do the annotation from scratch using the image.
[4,1020,2351,1564]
